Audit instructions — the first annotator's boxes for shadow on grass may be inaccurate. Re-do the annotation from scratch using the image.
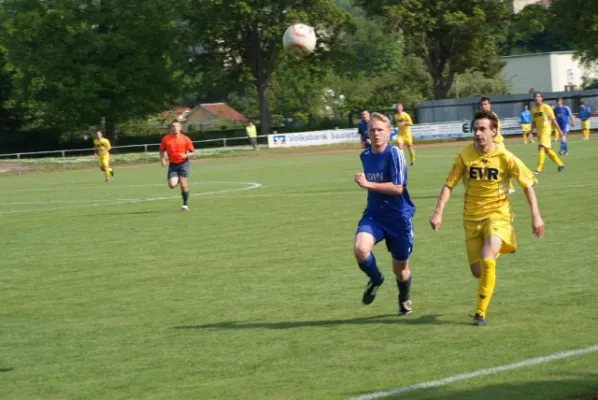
[174,314,450,330]
[0,368,13,372]
[82,210,157,217]
[350,379,598,400]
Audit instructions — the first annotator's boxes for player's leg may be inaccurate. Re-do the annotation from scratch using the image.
[167,164,180,189]
[355,218,385,305]
[99,157,111,182]
[385,223,414,315]
[406,136,415,165]
[545,145,564,171]
[522,126,528,143]
[583,121,590,139]
[560,129,568,155]
[535,142,547,173]
[178,161,191,210]
[473,235,503,326]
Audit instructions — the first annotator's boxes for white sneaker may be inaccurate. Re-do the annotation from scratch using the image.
[508,188,516,195]
[181,205,189,211]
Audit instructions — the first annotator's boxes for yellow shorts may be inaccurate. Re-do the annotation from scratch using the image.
[521,124,531,133]
[463,218,517,265]
[537,132,552,148]
[397,134,413,147]
[98,155,110,169]
[582,120,590,130]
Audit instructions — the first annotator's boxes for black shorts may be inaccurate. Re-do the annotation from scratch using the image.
[167,160,190,179]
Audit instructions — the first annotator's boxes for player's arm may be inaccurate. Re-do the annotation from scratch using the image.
[159,140,167,167]
[430,154,464,231]
[523,186,544,239]
[547,107,563,136]
[354,147,406,195]
[405,114,413,126]
[567,107,575,127]
[185,139,196,158]
[508,156,543,238]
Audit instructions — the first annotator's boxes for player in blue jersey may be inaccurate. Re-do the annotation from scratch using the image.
[357,110,371,149]
[353,112,415,316]
[579,102,592,140]
[554,98,575,155]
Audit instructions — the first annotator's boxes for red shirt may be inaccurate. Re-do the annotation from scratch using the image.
[159,133,194,164]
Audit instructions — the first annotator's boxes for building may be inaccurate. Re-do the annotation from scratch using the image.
[184,103,249,129]
[501,51,598,95]
[510,0,550,13]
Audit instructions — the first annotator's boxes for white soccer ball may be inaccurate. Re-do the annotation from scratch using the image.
[283,24,317,56]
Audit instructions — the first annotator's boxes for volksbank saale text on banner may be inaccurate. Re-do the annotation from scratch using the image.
[267,115,598,148]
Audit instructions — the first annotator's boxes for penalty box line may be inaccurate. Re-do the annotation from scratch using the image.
[348,344,598,400]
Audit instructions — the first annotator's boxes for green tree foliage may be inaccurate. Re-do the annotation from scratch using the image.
[0,46,24,136]
[354,0,510,100]
[181,0,352,135]
[2,0,181,140]
[551,0,598,62]
[507,4,571,55]
[448,71,512,99]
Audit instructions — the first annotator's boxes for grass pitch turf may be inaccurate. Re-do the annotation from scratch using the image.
[1,138,597,400]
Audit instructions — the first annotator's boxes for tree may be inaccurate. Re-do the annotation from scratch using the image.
[507,4,571,55]
[2,0,182,140]
[0,46,24,136]
[181,0,352,135]
[354,0,510,99]
[551,0,598,62]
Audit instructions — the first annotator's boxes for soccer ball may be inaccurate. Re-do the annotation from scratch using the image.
[282,24,317,56]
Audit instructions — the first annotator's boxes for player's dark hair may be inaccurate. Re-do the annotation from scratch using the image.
[171,119,180,124]
[580,101,585,106]
[557,97,564,102]
[473,111,498,131]
[480,96,491,104]
[534,91,543,98]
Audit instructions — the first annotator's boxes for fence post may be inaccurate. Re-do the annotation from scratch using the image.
[61,150,66,168]
[144,144,148,164]
[223,138,227,148]
[17,153,21,160]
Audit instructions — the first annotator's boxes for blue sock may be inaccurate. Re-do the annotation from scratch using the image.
[396,273,412,304]
[560,141,565,152]
[564,141,568,153]
[358,253,382,283]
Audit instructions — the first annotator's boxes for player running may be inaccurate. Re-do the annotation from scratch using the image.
[531,92,565,174]
[353,112,415,316]
[394,103,415,166]
[553,98,574,155]
[93,131,114,182]
[429,111,544,326]
[159,120,196,211]
[357,110,371,149]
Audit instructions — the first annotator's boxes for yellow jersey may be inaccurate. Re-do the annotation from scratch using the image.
[245,124,257,138]
[531,103,555,136]
[94,138,111,155]
[445,143,537,221]
[394,112,412,136]
[492,112,504,144]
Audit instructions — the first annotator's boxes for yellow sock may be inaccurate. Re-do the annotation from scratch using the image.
[523,133,527,143]
[584,129,590,138]
[476,258,496,318]
[409,149,415,163]
[536,150,545,172]
[547,149,564,167]
[104,167,112,180]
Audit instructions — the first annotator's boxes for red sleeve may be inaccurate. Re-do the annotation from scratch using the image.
[186,136,194,151]
[159,136,167,151]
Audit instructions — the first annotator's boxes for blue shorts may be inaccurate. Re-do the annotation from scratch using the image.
[558,124,569,135]
[356,214,414,261]
[167,160,190,179]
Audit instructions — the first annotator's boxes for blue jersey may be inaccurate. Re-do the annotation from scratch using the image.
[357,120,369,146]
[554,105,572,130]
[360,145,415,225]
[519,109,531,124]
[579,106,592,121]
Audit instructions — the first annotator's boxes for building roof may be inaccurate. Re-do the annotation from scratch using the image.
[199,103,248,122]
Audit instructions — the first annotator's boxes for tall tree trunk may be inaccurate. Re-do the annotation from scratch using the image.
[257,82,271,136]
[432,71,456,100]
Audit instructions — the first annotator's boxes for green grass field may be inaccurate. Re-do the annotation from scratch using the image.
[1,138,597,400]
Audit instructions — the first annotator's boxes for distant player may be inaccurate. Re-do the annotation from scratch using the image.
[357,110,371,149]
[579,102,592,140]
[531,91,565,174]
[159,120,196,211]
[519,104,534,144]
[480,97,515,194]
[394,103,415,166]
[429,111,544,326]
[93,130,114,182]
[553,98,574,155]
[353,112,415,316]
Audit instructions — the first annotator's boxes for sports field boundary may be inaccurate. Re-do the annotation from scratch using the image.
[348,345,598,400]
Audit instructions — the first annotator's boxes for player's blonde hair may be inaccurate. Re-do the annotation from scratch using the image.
[368,112,391,130]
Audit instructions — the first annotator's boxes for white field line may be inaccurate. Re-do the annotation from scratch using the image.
[0,182,262,215]
[348,345,598,400]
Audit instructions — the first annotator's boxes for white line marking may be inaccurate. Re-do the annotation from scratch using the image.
[0,182,262,215]
[348,345,598,400]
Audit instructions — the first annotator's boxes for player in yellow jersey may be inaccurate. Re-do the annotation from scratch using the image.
[93,131,114,182]
[394,104,415,166]
[531,92,565,174]
[429,111,544,326]
[479,97,515,194]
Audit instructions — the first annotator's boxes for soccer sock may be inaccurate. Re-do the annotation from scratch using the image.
[523,133,527,142]
[358,253,383,283]
[104,168,111,180]
[564,141,568,153]
[584,129,590,138]
[547,149,564,167]
[396,273,412,304]
[536,150,545,172]
[182,190,189,205]
[476,258,496,318]
[409,149,416,163]
[559,141,565,153]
